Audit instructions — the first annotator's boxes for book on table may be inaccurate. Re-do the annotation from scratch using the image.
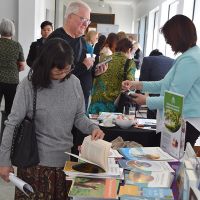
[63,159,121,179]
[68,176,119,199]
[118,159,174,172]
[64,135,121,178]
[124,170,174,188]
[119,185,174,200]
[118,147,177,161]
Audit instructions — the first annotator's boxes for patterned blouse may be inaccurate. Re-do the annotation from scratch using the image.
[88,52,136,114]
[0,38,24,84]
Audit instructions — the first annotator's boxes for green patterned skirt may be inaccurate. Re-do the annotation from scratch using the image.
[15,165,72,200]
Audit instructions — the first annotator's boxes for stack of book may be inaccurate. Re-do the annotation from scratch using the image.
[117,147,176,199]
[64,135,123,199]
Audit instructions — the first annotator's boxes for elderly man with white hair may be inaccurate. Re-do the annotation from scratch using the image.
[48,0,107,110]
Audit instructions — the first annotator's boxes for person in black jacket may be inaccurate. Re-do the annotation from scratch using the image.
[93,34,106,66]
[26,21,53,68]
[47,0,107,110]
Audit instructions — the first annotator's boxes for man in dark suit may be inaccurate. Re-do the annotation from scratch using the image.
[139,49,174,118]
[26,21,53,68]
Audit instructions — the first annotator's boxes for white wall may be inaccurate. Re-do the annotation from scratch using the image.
[60,0,134,33]
[0,0,18,40]
[109,3,133,33]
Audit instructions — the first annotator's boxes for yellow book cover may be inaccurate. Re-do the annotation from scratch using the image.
[119,185,141,196]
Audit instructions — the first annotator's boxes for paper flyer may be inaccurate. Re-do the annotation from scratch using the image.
[9,173,34,196]
[161,91,185,159]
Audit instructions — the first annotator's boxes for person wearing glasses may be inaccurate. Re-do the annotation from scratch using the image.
[0,38,105,199]
[48,0,107,110]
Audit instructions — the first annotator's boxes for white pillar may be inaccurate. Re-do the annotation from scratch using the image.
[18,0,36,80]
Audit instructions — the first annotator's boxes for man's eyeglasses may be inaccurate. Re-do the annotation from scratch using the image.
[72,13,91,25]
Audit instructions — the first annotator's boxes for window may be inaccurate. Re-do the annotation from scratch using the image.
[145,7,159,56]
[138,16,148,55]
[183,0,195,20]
[165,0,179,58]
[193,0,200,45]
[152,11,159,50]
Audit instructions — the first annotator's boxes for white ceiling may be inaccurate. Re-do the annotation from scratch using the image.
[85,0,141,6]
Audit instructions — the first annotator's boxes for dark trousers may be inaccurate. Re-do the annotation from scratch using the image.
[0,82,18,114]
[185,121,200,147]
[0,82,17,141]
[147,109,157,119]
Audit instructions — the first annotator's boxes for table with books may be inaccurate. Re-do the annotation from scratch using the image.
[74,113,160,152]
[65,135,188,200]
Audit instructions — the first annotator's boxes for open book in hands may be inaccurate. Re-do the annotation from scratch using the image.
[65,135,112,172]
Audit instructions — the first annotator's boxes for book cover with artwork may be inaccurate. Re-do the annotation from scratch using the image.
[118,159,174,172]
[63,160,121,178]
[68,177,119,199]
[124,170,173,188]
[119,185,174,199]
[160,91,185,159]
[118,147,177,161]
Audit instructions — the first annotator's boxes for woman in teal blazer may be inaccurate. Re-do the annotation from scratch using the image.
[122,15,200,146]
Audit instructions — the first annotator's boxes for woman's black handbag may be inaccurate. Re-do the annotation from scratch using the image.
[10,88,39,168]
[115,59,135,113]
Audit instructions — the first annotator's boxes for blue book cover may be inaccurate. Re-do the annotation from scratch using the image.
[119,185,174,199]
[118,159,173,172]
[119,147,176,161]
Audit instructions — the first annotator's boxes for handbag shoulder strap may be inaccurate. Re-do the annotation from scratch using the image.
[32,87,37,121]
[123,59,131,80]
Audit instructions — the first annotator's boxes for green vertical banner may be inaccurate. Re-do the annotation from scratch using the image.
[161,91,185,159]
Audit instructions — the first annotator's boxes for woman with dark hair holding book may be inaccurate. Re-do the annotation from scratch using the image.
[122,14,200,146]
[0,38,104,199]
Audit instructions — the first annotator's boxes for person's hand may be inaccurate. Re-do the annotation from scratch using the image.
[94,63,108,76]
[17,61,26,72]
[83,57,95,70]
[91,129,105,140]
[122,80,134,91]
[122,80,143,91]
[130,93,147,105]
[0,166,14,182]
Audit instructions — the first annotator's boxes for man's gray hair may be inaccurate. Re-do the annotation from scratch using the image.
[64,0,91,20]
[0,18,15,37]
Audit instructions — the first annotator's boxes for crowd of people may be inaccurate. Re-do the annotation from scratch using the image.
[1,0,200,199]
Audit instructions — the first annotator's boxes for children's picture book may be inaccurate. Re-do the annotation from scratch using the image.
[124,170,174,188]
[118,159,174,172]
[68,177,119,199]
[119,185,174,199]
[160,91,185,159]
[65,135,112,172]
[118,147,177,161]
